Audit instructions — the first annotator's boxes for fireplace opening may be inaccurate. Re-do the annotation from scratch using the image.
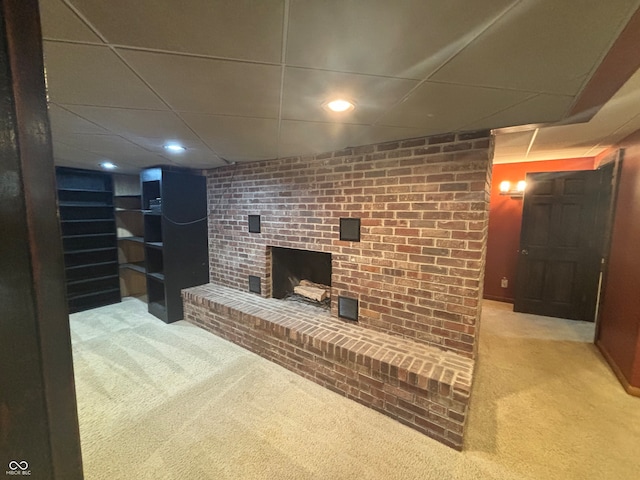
[271,247,331,308]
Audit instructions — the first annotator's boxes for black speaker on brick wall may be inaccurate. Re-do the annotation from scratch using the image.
[248,215,261,233]
[338,296,358,321]
[339,217,360,241]
[248,275,261,294]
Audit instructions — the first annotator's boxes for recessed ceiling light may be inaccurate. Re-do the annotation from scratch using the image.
[164,143,187,153]
[100,161,117,170]
[324,99,355,113]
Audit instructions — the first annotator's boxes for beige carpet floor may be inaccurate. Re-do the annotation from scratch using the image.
[69,297,640,480]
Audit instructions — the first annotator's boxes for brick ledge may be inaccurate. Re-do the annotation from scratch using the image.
[183,283,475,449]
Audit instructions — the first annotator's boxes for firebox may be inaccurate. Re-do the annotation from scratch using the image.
[271,247,331,302]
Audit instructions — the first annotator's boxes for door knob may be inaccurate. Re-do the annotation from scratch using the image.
[521,249,529,255]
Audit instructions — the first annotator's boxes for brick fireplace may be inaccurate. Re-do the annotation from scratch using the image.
[184,130,492,449]
[270,246,331,302]
[206,131,491,357]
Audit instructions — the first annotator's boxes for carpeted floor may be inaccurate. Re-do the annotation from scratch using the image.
[69,297,640,480]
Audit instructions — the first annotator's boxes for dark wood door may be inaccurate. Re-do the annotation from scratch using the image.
[514,170,605,321]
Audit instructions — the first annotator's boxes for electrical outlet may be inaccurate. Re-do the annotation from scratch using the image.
[501,277,508,288]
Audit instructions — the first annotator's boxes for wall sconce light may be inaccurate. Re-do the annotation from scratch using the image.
[499,180,526,197]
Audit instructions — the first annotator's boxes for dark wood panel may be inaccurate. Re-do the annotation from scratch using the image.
[0,0,83,477]
[529,203,551,246]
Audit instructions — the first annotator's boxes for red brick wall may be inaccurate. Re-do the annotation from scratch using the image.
[206,131,493,358]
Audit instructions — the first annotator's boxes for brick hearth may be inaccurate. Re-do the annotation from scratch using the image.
[183,283,474,450]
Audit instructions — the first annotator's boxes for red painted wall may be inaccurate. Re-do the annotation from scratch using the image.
[597,129,640,390]
[484,158,596,302]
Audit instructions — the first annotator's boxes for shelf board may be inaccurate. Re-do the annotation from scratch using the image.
[65,246,118,255]
[116,208,143,212]
[120,262,146,274]
[67,274,120,286]
[61,218,115,223]
[114,194,141,198]
[119,236,144,243]
[59,202,114,207]
[147,272,165,282]
[68,287,120,301]
[57,188,111,193]
[145,241,164,249]
[65,260,118,271]
[63,233,116,239]
[143,210,162,216]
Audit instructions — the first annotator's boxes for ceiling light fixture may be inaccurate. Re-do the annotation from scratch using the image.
[164,143,187,153]
[100,161,117,170]
[324,99,355,113]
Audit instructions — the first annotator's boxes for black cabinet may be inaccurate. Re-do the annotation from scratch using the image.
[56,167,121,312]
[141,167,209,322]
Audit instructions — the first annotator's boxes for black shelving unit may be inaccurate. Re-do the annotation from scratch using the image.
[113,175,147,298]
[141,167,209,323]
[56,167,121,313]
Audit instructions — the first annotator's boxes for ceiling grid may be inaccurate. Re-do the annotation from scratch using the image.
[38,0,640,172]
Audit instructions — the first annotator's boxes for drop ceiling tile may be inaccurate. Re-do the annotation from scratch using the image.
[532,123,617,151]
[40,0,102,42]
[119,50,281,118]
[616,113,640,140]
[52,139,160,173]
[377,81,530,131]
[432,0,640,95]
[121,136,200,153]
[156,145,227,169]
[120,136,226,167]
[63,105,199,142]
[52,141,104,166]
[463,93,575,131]
[282,68,418,124]
[53,157,103,171]
[181,113,279,161]
[584,114,640,155]
[48,104,109,138]
[115,157,172,170]
[497,67,640,163]
[68,0,284,62]
[514,148,598,163]
[492,130,536,160]
[278,121,370,158]
[49,109,221,166]
[286,0,515,78]
[43,42,165,109]
[55,133,158,163]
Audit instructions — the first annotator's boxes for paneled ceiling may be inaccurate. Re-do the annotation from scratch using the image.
[39,0,640,173]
